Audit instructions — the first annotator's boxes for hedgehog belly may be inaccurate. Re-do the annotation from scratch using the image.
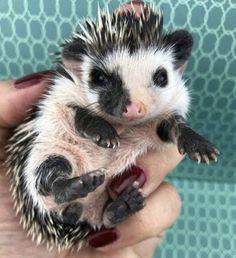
[79,121,165,225]
[6,104,162,251]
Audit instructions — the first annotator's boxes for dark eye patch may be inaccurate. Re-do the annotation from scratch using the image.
[153,68,168,88]
[88,67,130,117]
[90,69,109,87]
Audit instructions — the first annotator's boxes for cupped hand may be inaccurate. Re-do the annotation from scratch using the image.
[0,2,184,258]
[0,74,183,258]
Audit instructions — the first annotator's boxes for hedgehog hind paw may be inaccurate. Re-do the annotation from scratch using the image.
[103,181,145,228]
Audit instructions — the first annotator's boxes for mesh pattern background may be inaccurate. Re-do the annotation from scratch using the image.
[155,177,236,258]
[0,1,236,258]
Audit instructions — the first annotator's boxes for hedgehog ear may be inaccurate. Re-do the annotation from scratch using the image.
[163,30,193,72]
[61,39,88,73]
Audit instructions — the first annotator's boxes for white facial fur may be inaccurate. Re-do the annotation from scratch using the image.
[79,47,190,122]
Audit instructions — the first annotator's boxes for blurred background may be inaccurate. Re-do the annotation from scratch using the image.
[0,0,236,257]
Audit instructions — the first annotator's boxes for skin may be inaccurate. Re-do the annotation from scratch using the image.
[0,4,185,258]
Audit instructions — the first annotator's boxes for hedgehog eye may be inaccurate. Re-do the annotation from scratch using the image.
[91,69,109,86]
[153,68,168,88]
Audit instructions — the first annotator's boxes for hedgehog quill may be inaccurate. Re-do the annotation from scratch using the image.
[6,4,219,251]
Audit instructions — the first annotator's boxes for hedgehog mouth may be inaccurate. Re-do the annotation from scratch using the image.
[103,111,149,126]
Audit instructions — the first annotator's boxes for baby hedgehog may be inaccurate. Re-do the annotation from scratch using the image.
[6,5,219,251]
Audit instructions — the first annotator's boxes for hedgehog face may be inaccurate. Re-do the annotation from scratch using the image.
[61,7,193,123]
[77,47,189,124]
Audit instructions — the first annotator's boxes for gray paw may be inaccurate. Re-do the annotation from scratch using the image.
[78,168,107,196]
[75,107,120,149]
[178,128,219,164]
[52,168,106,204]
[62,202,83,226]
[103,181,145,228]
[83,128,120,149]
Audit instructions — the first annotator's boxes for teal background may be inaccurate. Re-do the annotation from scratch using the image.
[0,0,236,257]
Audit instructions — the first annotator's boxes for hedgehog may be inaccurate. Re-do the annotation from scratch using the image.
[6,4,219,252]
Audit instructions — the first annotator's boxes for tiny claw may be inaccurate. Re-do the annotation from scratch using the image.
[78,179,83,185]
[83,132,89,138]
[211,153,218,162]
[138,188,143,193]
[95,135,100,142]
[106,140,111,148]
[110,139,117,148]
[214,148,220,155]
[93,135,99,142]
[133,180,140,188]
[179,147,185,155]
[116,138,121,147]
[193,152,201,164]
[99,167,107,174]
[202,154,210,165]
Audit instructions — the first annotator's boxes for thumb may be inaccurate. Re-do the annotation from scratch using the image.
[0,71,51,128]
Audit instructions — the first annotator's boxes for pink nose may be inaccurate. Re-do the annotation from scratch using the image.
[122,102,145,119]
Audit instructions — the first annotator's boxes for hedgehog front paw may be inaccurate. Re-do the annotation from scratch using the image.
[178,128,219,164]
[52,168,106,204]
[103,181,145,228]
[75,107,120,148]
[81,124,120,149]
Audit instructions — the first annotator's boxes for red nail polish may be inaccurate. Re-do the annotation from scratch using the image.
[14,70,52,89]
[108,166,146,199]
[88,228,119,248]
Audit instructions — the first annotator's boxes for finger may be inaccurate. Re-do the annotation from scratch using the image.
[108,145,184,201]
[131,235,165,258]
[91,182,181,252]
[58,236,164,258]
[136,145,184,196]
[115,0,148,17]
[58,247,137,258]
[0,71,51,128]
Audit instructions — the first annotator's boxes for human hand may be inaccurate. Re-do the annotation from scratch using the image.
[0,2,184,258]
[0,73,182,258]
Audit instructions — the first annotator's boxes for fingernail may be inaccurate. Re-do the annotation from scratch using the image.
[14,70,53,89]
[88,228,120,248]
[108,166,146,198]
